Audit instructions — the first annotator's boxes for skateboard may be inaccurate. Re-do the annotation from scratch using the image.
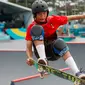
[32,59,85,85]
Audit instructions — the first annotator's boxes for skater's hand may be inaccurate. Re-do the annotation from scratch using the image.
[26,58,34,66]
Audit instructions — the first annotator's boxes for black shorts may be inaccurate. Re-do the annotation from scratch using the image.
[33,33,61,61]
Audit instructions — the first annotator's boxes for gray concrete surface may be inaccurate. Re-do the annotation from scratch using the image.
[0,37,85,51]
[0,44,85,85]
[0,40,26,51]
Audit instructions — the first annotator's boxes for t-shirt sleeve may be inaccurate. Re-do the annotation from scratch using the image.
[50,15,68,25]
[25,25,32,41]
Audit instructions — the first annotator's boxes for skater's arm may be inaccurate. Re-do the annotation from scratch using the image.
[67,15,85,21]
[26,40,34,66]
[26,40,33,59]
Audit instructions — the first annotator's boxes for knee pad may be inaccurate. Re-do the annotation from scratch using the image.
[53,38,69,57]
[31,25,44,40]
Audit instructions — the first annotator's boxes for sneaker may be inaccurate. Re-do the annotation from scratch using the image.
[76,68,85,79]
[74,68,85,85]
[38,58,48,65]
[37,58,48,79]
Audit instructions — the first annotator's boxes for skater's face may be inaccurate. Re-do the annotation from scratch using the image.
[35,12,47,22]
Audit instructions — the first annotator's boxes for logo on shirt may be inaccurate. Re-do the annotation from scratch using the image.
[50,24,54,28]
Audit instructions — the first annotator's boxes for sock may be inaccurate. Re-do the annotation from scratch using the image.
[65,56,79,74]
[36,44,46,59]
